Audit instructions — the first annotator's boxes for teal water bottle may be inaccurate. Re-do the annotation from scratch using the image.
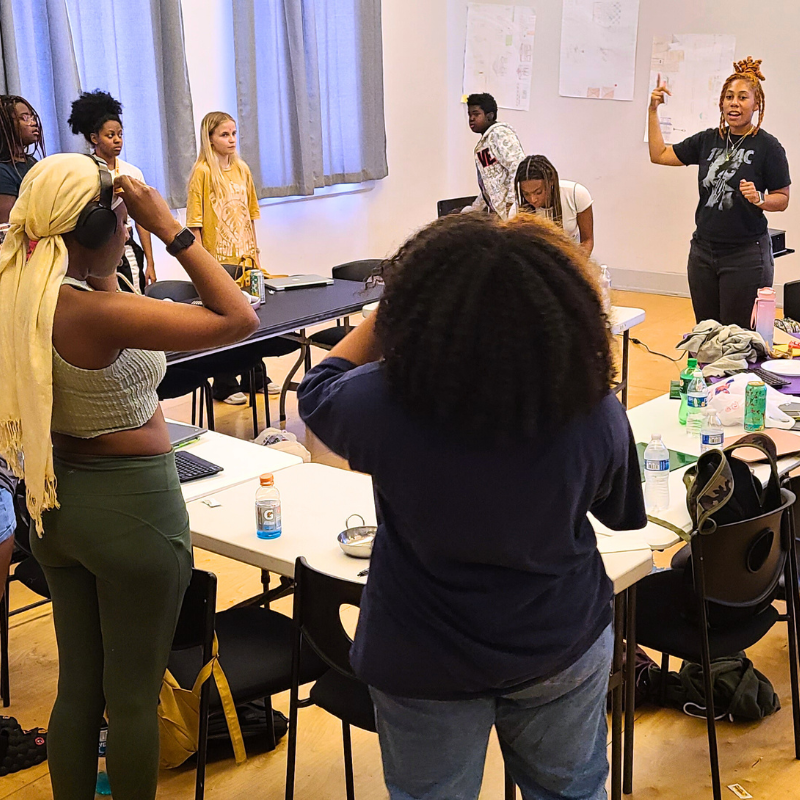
[679,357,698,426]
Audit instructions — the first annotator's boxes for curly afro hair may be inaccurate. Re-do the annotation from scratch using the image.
[67,90,123,143]
[373,213,614,442]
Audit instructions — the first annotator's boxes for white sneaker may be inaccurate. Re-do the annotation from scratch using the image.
[222,392,248,405]
[267,382,281,396]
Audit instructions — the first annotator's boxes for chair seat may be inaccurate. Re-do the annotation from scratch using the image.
[636,569,780,663]
[167,606,326,713]
[12,557,50,599]
[309,668,376,732]
[309,327,348,349]
[157,368,212,401]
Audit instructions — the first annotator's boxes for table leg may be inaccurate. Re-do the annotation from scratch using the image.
[623,585,637,794]
[611,593,625,800]
[621,330,630,409]
[280,343,309,422]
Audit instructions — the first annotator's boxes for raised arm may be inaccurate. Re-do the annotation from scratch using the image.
[648,76,684,167]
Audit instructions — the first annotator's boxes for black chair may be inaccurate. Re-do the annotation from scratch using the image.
[437,196,477,217]
[285,557,375,800]
[633,488,800,800]
[0,482,51,707]
[168,569,327,800]
[146,281,216,431]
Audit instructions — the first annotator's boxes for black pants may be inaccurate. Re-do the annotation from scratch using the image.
[687,233,774,328]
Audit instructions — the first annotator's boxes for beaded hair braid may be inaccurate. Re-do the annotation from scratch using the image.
[0,96,44,166]
[514,155,563,227]
[718,56,766,137]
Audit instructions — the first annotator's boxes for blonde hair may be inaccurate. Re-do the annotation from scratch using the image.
[189,111,247,200]
[718,56,766,137]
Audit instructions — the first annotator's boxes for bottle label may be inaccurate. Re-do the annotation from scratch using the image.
[645,459,670,472]
[701,433,724,447]
[256,504,282,534]
[687,395,707,408]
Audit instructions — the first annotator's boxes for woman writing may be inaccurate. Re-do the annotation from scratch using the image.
[68,90,157,291]
[648,57,790,328]
[298,213,645,799]
[0,95,44,224]
[513,154,595,255]
[0,153,258,800]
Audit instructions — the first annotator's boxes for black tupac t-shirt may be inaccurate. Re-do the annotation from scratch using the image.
[673,128,790,244]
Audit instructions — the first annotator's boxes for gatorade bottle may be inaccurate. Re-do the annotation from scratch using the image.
[679,357,699,426]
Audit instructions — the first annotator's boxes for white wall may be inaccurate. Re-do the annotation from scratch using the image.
[446,0,800,296]
[156,0,450,281]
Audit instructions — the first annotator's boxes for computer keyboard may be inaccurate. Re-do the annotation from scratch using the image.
[747,367,791,389]
[174,451,223,483]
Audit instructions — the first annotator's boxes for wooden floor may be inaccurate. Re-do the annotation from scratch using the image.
[5,291,800,799]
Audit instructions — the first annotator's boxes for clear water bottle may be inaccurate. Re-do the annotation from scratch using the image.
[678,357,698,426]
[255,473,282,540]
[686,369,708,438]
[599,265,612,313]
[96,725,111,795]
[643,434,670,513]
[700,409,725,453]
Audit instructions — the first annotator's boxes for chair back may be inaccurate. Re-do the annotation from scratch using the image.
[146,280,200,303]
[12,482,32,557]
[692,488,795,608]
[437,196,477,217]
[331,260,383,283]
[172,570,217,653]
[293,557,363,679]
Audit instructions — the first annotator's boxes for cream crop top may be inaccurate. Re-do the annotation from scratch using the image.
[51,277,167,438]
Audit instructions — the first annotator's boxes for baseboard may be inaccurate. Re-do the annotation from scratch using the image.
[610,269,786,306]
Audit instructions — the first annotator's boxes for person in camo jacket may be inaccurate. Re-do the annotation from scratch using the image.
[463,93,525,221]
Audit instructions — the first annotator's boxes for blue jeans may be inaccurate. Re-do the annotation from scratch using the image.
[369,624,613,800]
[0,488,15,545]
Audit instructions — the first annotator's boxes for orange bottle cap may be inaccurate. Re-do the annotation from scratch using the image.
[259,473,274,486]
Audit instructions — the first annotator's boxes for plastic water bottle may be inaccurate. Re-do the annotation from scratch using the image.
[686,369,708,438]
[700,409,725,453]
[96,725,111,795]
[678,357,699,425]
[751,287,776,347]
[643,434,670,513]
[599,265,612,313]
[255,473,282,539]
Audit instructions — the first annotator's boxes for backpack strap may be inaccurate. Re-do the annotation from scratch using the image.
[190,634,247,766]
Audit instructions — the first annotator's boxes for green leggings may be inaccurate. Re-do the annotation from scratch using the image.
[31,451,192,800]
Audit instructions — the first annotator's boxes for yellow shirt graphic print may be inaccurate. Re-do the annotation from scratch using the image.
[212,178,256,262]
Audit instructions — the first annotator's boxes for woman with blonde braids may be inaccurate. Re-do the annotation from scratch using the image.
[0,153,257,799]
[648,56,790,327]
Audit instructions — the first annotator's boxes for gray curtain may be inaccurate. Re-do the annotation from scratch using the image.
[0,0,196,208]
[232,0,388,199]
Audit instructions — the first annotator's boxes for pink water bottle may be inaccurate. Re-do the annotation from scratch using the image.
[751,287,776,347]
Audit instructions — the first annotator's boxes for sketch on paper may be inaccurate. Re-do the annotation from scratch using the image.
[463,4,537,112]
[644,34,736,144]
[559,0,640,101]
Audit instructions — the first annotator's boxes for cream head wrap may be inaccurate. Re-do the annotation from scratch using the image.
[0,153,106,533]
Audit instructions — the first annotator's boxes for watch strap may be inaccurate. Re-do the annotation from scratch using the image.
[166,227,195,256]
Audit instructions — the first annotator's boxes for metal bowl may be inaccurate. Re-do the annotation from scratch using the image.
[337,514,377,559]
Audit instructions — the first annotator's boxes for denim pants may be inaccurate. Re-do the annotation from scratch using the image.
[686,233,774,328]
[369,624,613,800]
[0,488,15,544]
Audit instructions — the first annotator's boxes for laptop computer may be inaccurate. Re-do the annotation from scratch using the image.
[263,274,334,291]
[167,421,208,447]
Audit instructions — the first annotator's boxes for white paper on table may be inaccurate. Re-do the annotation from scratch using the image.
[463,3,537,112]
[559,0,640,101]
[643,34,736,144]
[596,532,652,554]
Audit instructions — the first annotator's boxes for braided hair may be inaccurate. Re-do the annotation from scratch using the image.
[0,96,45,166]
[514,155,563,227]
[373,213,613,442]
[718,56,766,137]
[67,90,123,144]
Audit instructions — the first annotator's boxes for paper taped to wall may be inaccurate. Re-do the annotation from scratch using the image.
[644,34,736,144]
[463,3,537,112]
[559,0,640,102]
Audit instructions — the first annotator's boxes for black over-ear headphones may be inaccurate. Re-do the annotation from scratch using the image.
[74,154,118,250]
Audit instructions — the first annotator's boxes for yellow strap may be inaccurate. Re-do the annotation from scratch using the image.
[188,634,247,765]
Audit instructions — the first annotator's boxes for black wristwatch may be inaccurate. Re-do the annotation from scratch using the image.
[166,227,196,257]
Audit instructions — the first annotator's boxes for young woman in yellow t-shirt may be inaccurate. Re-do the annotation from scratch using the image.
[187,112,275,403]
